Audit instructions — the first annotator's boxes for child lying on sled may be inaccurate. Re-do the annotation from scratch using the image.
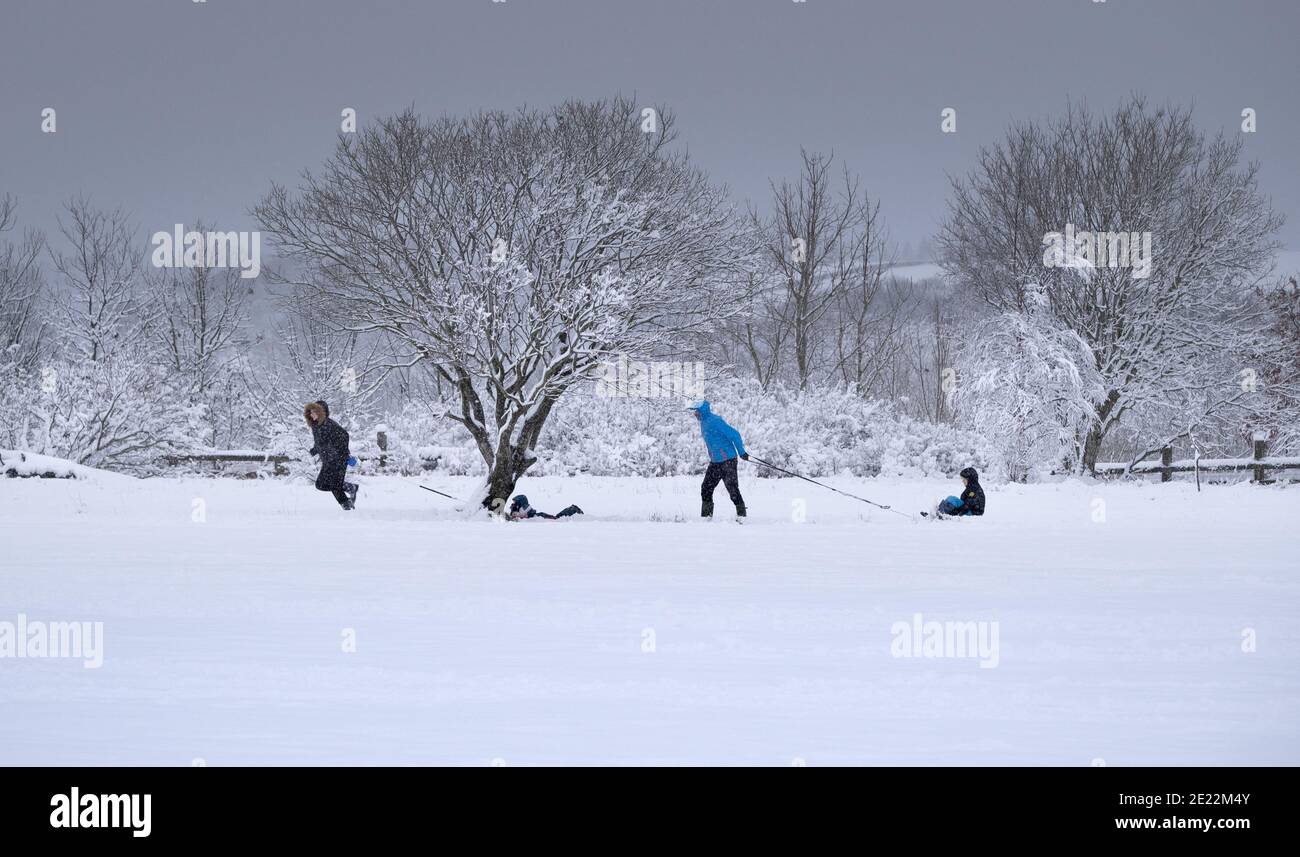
[507,494,584,521]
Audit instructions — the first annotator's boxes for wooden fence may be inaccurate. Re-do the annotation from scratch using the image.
[161,452,294,476]
[161,433,1299,482]
[160,430,437,476]
[1094,438,1300,483]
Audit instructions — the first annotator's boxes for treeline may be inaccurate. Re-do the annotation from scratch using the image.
[1,96,1296,482]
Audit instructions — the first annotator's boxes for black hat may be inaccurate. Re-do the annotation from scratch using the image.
[959,467,979,481]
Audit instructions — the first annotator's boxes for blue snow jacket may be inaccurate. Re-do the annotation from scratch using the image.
[691,401,747,463]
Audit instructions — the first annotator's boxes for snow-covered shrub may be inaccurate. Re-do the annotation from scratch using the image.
[370,377,990,480]
[1,348,992,480]
[373,401,480,475]
[241,311,382,460]
[0,351,199,472]
[953,302,1105,480]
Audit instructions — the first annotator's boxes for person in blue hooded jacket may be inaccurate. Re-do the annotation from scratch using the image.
[688,400,748,519]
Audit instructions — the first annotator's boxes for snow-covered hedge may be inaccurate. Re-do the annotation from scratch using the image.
[377,378,990,479]
[952,306,1105,482]
[0,355,200,474]
[1,359,989,480]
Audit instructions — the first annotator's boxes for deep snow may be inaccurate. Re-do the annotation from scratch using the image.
[1,470,1296,765]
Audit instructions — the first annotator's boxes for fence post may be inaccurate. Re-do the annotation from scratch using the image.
[1253,432,1269,483]
[1160,446,1173,483]
[376,429,388,470]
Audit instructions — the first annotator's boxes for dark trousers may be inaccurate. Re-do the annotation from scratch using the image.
[316,462,350,507]
[702,457,744,509]
[525,504,584,520]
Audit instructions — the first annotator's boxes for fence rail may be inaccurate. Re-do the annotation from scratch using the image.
[1095,438,1299,483]
[161,452,294,475]
[159,435,1298,483]
[158,430,440,476]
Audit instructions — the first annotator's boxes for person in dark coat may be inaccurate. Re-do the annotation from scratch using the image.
[688,400,747,519]
[305,401,358,510]
[936,466,985,517]
[507,494,584,521]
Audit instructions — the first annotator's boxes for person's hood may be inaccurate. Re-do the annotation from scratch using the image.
[689,400,712,417]
[304,401,329,426]
[959,466,980,483]
[509,495,530,514]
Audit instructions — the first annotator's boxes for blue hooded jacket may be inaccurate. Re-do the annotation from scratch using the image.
[691,400,747,463]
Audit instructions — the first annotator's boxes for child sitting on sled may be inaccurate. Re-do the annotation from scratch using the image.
[935,467,985,518]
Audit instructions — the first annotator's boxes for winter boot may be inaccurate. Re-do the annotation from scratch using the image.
[701,499,714,518]
[735,503,747,519]
[344,482,359,510]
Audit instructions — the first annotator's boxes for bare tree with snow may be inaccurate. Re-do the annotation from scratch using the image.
[1248,272,1300,453]
[22,198,193,468]
[147,222,251,398]
[241,284,383,459]
[757,151,869,389]
[940,97,1283,473]
[144,223,255,448]
[828,195,908,393]
[0,195,47,373]
[48,197,150,362]
[257,98,752,509]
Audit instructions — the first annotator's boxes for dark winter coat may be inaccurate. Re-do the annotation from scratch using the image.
[690,400,747,463]
[305,401,350,469]
[957,469,985,516]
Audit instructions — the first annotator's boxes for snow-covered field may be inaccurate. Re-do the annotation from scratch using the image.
[2,470,1297,765]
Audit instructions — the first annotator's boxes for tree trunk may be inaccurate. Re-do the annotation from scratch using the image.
[482,447,535,515]
[1080,390,1122,474]
[1081,425,1105,475]
[478,396,559,514]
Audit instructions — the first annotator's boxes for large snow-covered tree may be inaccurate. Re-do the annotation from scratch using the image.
[940,98,1282,472]
[257,99,751,509]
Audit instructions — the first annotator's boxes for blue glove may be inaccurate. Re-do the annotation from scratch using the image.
[347,456,357,467]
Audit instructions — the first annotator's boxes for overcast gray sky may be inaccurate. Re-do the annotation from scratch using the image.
[3,0,1298,251]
